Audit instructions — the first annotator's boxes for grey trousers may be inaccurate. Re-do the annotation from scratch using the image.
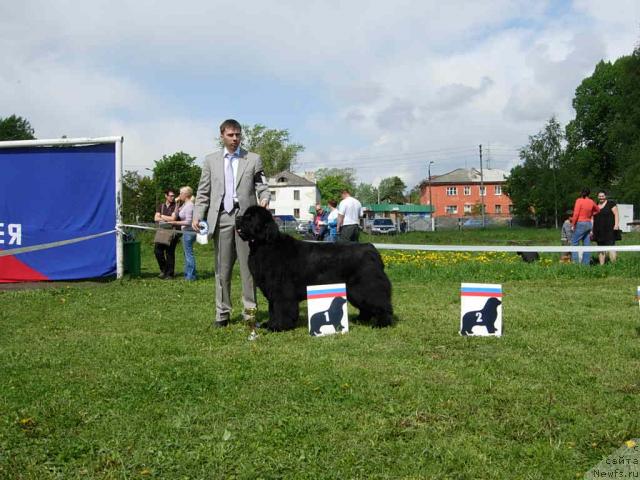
[214,209,257,322]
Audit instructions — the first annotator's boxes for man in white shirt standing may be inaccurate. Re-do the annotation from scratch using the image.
[337,188,363,242]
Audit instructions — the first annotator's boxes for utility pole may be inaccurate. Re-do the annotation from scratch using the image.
[428,161,435,231]
[479,144,485,228]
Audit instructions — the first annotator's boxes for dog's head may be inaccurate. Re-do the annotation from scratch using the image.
[485,297,502,309]
[236,206,280,244]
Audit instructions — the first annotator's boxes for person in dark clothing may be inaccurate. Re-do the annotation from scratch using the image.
[592,190,620,265]
[154,189,181,279]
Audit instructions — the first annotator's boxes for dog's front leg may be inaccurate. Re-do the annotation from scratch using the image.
[267,298,299,331]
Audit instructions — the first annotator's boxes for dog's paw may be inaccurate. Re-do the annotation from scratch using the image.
[372,315,394,328]
[256,321,276,332]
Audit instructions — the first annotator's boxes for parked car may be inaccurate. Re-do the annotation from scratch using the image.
[369,218,397,235]
[296,221,311,234]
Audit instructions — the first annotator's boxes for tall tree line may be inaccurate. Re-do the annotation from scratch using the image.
[506,47,640,224]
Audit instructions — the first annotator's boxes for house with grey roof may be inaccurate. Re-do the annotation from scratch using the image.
[267,171,320,221]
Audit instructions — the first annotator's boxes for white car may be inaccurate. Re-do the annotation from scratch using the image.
[370,218,397,235]
[296,221,311,234]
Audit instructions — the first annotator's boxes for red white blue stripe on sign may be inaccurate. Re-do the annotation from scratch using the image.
[460,286,503,297]
[307,286,347,300]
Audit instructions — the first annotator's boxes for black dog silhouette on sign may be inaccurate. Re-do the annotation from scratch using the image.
[310,297,347,336]
[460,297,502,336]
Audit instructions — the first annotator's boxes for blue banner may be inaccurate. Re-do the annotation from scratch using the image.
[0,143,116,282]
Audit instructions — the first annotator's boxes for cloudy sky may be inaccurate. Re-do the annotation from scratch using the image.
[1,0,638,189]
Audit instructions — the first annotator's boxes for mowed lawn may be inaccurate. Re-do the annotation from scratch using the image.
[1,228,639,479]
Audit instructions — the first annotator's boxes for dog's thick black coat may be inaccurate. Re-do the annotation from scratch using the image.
[460,297,502,336]
[236,206,393,331]
[516,251,540,263]
[309,296,347,336]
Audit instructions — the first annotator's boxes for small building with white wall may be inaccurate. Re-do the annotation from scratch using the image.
[267,171,319,221]
[618,204,634,232]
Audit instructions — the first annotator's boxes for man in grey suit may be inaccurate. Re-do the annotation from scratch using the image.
[192,119,270,327]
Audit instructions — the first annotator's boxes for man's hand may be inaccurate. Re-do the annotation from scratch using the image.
[192,218,200,232]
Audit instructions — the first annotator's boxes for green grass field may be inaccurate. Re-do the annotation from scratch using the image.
[1,228,639,479]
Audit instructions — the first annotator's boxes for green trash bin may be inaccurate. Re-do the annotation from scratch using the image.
[123,240,141,277]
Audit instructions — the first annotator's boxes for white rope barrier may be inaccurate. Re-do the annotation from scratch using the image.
[0,230,117,257]
[371,243,638,253]
[2,223,633,260]
[120,223,637,254]
[120,223,192,236]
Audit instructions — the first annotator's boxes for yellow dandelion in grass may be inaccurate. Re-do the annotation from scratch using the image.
[140,467,152,476]
[625,439,637,448]
[383,249,529,267]
[18,417,36,430]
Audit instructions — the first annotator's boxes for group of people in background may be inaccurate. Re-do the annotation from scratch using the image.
[565,188,620,265]
[153,186,197,281]
[311,191,363,243]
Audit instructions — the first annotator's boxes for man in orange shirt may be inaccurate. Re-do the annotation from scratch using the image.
[570,188,600,265]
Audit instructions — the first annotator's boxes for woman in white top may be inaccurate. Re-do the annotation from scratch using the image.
[172,186,197,280]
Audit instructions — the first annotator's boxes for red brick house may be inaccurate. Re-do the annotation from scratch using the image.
[418,168,512,218]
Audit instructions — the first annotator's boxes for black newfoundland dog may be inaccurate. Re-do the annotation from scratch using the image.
[236,206,393,332]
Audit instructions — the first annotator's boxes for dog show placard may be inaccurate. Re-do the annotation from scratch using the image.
[460,283,503,337]
[307,283,348,337]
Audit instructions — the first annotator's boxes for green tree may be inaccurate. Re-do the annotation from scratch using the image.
[152,152,201,197]
[565,59,622,188]
[317,175,352,203]
[505,117,575,226]
[314,168,357,202]
[0,114,35,140]
[566,49,640,206]
[122,171,157,223]
[378,176,407,203]
[407,185,422,204]
[354,182,378,204]
[314,167,357,189]
[240,124,304,176]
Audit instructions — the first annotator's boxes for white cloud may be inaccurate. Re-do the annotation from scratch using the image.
[0,0,637,191]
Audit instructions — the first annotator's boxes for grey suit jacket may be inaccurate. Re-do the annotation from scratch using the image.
[193,148,270,230]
